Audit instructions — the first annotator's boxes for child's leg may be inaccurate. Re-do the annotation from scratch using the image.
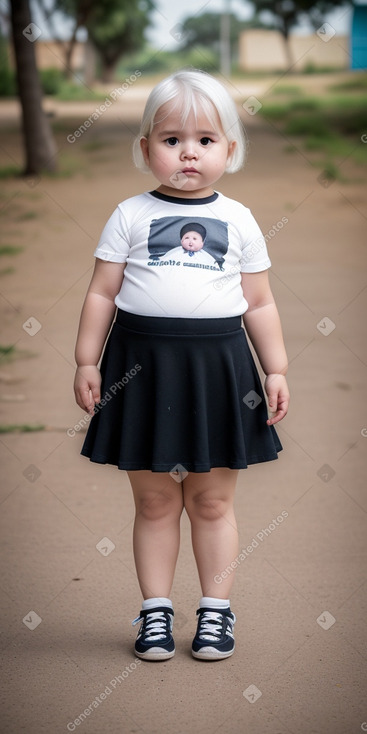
[183,468,239,599]
[127,471,184,600]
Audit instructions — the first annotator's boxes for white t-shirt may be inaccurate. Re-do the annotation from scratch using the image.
[94,190,271,318]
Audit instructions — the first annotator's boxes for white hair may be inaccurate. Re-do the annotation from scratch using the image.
[132,69,246,174]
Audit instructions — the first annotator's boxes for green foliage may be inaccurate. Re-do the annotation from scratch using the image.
[117,46,220,77]
[260,90,367,168]
[0,345,17,363]
[178,12,258,53]
[0,245,23,256]
[329,73,367,92]
[262,95,367,136]
[86,0,154,76]
[0,424,46,434]
[0,67,16,96]
[0,32,16,96]
[0,165,22,178]
[54,82,105,101]
[39,68,65,95]
[248,1,349,37]
[272,85,303,96]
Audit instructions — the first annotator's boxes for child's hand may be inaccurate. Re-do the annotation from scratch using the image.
[264,373,289,426]
[74,365,101,415]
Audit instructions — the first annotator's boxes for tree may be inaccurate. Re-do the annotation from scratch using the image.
[86,0,154,82]
[37,0,95,80]
[179,12,265,56]
[10,0,57,174]
[247,0,352,67]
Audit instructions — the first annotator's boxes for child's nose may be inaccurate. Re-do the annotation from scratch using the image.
[181,142,198,159]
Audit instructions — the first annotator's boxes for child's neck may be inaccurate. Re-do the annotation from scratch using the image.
[155,184,215,199]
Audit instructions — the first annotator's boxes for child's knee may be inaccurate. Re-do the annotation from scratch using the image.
[136,490,183,522]
[185,493,232,522]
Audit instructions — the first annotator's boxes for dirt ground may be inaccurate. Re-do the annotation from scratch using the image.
[0,73,366,734]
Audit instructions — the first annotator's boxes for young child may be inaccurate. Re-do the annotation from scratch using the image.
[73,69,289,662]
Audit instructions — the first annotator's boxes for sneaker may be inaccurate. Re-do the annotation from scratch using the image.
[192,607,236,660]
[132,606,175,661]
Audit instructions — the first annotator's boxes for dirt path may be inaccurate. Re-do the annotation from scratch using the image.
[0,78,366,734]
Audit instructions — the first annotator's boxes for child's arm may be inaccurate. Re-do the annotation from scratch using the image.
[241,270,289,426]
[74,259,126,414]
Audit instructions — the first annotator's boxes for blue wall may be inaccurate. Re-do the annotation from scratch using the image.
[351,6,367,69]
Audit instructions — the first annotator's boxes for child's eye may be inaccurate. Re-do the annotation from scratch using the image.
[200,137,213,146]
[165,137,179,146]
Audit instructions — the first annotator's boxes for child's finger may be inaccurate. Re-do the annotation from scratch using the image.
[91,383,101,406]
[266,392,289,425]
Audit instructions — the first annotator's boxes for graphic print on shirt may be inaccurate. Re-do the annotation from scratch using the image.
[147,216,229,271]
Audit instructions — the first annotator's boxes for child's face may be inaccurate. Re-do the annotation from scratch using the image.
[181,231,204,252]
[140,101,236,199]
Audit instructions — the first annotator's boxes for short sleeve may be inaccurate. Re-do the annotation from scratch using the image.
[239,209,271,273]
[94,205,130,263]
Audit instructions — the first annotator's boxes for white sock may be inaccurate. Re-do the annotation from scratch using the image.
[142,597,173,610]
[199,596,230,609]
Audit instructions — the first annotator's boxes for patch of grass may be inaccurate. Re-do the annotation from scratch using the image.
[271,85,303,96]
[329,73,367,92]
[0,166,22,179]
[55,82,106,102]
[0,423,45,434]
[0,245,23,256]
[313,159,344,182]
[259,92,367,170]
[0,344,36,364]
[18,211,38,221]
[0,267,15,276]
[81,140,113,152]
[0,345,17,363]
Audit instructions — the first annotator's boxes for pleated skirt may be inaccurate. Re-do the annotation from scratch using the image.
[81,309,282,472]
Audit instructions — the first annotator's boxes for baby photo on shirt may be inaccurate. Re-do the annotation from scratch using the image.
[147,216,229,271]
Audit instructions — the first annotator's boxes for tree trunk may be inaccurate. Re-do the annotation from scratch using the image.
[10,0,57,175]
[100,58,118,84]
[282,30,294,70]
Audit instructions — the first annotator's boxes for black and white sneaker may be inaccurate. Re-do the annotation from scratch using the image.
[192,607,236,660]
[132,606,175,661]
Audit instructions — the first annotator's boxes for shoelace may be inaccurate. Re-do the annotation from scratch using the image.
[197,611,234,642]
[132,611,171,641]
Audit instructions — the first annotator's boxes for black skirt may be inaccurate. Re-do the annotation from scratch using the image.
[81,309,282,472]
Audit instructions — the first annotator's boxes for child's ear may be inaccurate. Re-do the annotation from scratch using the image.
[140,137,150,167]
[227,140,236,163]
